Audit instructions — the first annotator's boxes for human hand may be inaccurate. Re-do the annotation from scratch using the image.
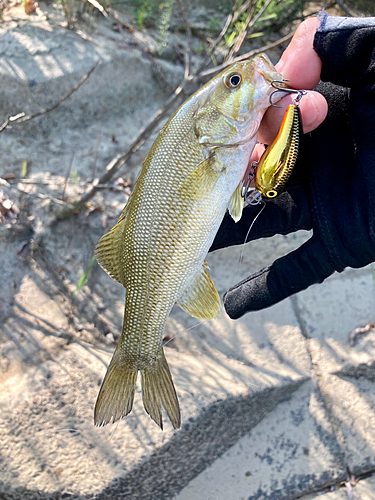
[249,17,328,172]
[211,14,375,318]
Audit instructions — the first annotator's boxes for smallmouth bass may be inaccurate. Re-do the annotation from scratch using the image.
[94,54,281,429]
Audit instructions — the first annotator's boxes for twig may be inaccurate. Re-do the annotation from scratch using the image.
[93,184,131,191]
[62,152,75,201]
[198,12,233,74]
[0,117,9,133]
[199,30,295,78]
[228,0,279,62]
[248,0,273,29]
[52,17,294,222]
[0,60,99,133]
[232,0,253,25]
[0,178,74,207]
[176,0,192,79]
[215,13,233,48]
[17,179,66,185]
[86,0,108,17]
[349,323,375,346]
[334,0,354,16]
[227,0,258,61]
[91,105,105,182]
[52,84,186,221]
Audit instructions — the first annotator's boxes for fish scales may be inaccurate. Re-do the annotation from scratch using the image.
[94,54,282,429]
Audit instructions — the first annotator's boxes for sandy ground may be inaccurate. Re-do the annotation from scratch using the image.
[1,2,375,500]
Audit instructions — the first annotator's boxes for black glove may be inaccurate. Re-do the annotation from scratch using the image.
[210,16,375,319]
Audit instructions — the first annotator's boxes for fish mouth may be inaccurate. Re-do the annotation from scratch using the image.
[254,53,282,85]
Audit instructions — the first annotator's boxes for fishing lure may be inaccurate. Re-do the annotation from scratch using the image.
[242,81,306,204]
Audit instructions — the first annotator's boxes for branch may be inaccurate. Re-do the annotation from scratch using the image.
[51,83,186,222]
[176,0,192,79]
[199,30,295,78]
[334,0,355,16]
[51,19,295,222]
[0,60,99,133]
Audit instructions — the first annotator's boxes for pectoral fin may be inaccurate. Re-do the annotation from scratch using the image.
[178,154,222,200]
[228,181,244,222]
[177,262,221,319]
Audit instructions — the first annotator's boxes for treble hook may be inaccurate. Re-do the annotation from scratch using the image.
[241,161,262,205]
[269,80,307,108]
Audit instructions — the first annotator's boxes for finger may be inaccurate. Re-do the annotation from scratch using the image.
[258,91,328,145]
[276,16,322,89]
[223,234,334,317]
[257,17,327,145]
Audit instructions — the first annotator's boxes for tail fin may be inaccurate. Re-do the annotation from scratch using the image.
[94,353,138,427]
[141,352,181,430]
[94,350,181,430]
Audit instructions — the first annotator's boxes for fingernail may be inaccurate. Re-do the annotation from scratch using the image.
[275,59,285,73]
[276,52,292,79]
[303,92,319,129]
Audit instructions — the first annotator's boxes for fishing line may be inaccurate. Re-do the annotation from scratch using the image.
[163,317,215,346]
[163,198,267,347]
[233,200,266,286]
[106,419,121,442]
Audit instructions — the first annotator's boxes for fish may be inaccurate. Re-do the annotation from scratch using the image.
[94,54,282,430]
[254,103,303,198]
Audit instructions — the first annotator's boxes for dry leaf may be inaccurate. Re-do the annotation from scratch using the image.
[349,323,375,346]
[20,160,28,178]
[24,0,37,14]
[102,213,108,229]
[3,173,16,180]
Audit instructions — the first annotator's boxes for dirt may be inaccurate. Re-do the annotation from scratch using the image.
[0,2,317,498]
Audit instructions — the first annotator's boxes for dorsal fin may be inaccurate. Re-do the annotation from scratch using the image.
[94,195,133,287]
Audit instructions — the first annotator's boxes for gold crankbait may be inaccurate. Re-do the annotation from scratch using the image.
[242,81,307,205]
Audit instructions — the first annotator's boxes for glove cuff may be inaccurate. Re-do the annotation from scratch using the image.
[224,234,334,318]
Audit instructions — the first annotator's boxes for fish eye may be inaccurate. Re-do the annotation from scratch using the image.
[225,72,242,89]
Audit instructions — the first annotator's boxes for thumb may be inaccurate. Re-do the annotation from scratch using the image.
[276,16,322,89]
[258,16,327,145]
[223,234,335,318]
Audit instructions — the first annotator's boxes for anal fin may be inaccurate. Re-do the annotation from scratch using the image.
[178,262,221,319]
